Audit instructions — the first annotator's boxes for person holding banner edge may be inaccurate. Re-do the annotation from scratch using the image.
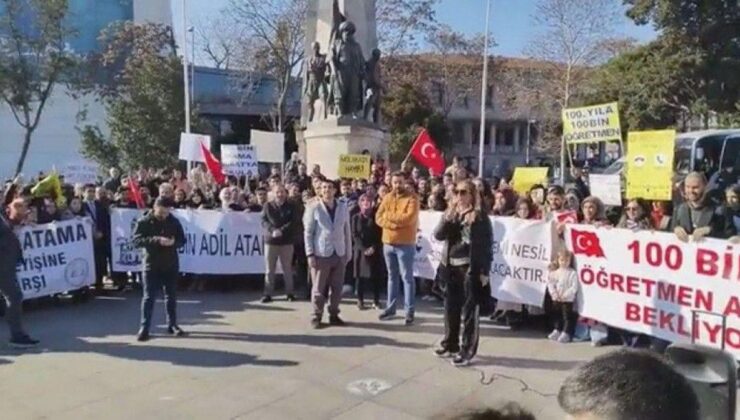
[432,179,493,367]
[132,197,187,342]
[0,196,39,348]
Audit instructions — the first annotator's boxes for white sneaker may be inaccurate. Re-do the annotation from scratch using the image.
[548,329,561,340]
[557,332,572,343]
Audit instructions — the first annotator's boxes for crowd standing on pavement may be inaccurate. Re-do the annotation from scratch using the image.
[2,150,736,419]
[1,152,739,361]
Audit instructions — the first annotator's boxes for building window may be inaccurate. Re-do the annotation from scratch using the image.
[484,125,491,145]
[432,81,444,106]
[453,122,465,144]
[485,84,494,108]
[472,121,480,145]
[503,127,514,146]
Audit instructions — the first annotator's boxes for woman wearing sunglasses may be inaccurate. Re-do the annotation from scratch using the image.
[432,180,493,367]
[616,199,651,231]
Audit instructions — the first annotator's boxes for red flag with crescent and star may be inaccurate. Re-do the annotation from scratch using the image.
[409,128,445,176]
[570,229,606,258]
[200,142,226,185]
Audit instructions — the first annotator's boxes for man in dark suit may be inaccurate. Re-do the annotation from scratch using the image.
[261,184,300,303]
[671,172,731,240]
[0,196,39,348]
[83,184,112,291]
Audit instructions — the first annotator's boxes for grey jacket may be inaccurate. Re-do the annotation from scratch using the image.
[304,199,352,259]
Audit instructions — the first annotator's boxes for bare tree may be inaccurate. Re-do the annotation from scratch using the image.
[514,0,623,158]
[194,15,241,70]
[0,0,77,175]
[227,0,307,132]
[424,25,486,117]
[377,0,439,57]
[525,0,622,109]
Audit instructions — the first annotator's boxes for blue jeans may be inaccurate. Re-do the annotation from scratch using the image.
[383,244,416,316]
[140,270,178,331]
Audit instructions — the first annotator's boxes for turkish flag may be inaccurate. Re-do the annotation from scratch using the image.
[555,210,578,224]
[128,176,146,209]
[409,128,446,176]
[200,142,226,185]
[570,229,605,258]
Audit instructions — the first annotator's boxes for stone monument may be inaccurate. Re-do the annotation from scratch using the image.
[301,0,389,179]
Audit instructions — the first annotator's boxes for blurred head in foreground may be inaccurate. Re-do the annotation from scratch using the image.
[558,349,699,420]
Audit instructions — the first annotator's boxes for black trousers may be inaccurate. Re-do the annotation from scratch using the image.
[441,265,482,358]
[140,270,178,331]
[355,253,382,305]
[293,242,309,298]
[93,241,109,288]
[550,301,576,335]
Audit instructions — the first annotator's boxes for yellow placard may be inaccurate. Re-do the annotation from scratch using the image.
[511,167,549,195]
[338,154,371,180]
[562,102,621,144]
[626,129,675,201]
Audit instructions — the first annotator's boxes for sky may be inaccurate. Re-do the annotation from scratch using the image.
[172,0,658,62]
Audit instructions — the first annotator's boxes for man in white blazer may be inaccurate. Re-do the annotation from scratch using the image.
[304,179,353,328]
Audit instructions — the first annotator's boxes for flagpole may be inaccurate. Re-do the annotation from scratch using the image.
[478,0,492,178]
[182,0,192,175]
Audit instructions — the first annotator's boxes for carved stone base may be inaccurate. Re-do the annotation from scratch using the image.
[303,117,389,180]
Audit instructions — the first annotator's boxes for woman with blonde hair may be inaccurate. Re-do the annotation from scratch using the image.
[433,179,493,367]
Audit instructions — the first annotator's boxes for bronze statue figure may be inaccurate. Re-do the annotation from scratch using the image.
[304,41,329,122]
[329,21,365,117]
[363,48,383,123]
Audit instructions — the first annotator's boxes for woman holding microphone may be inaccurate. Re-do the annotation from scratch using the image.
[432,180,493,367]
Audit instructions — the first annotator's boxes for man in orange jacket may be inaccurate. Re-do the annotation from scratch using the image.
[376,171,420,325]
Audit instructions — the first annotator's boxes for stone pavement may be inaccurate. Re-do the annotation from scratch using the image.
[0,291,612,419]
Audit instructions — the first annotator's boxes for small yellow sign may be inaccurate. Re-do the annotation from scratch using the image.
[562,102,621,144]
[338,154,371,180]
[626,129,675,201]
[511,167,549,195]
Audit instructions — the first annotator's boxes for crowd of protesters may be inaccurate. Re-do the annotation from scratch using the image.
[1,150,739,359]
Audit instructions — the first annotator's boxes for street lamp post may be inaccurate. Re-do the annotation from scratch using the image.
[181,0,192,173]
[477,0,492,178]
[188,26,195,109]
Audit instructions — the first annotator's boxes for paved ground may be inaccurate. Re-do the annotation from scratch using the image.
[0,291,612,420]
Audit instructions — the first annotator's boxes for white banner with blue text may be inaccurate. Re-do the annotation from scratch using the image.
[15,218,95,299]
[110,209,269,274]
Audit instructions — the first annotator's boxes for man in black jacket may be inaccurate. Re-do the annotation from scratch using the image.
[672,172,731,240]
[261,184,300,303]
[0,196,39,348]
[132,197,186,341]
[83,184,111,291]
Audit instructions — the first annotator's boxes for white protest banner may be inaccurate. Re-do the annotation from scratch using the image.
[414,212,553,308]
[413,211,445,280]
[179,133,211,162]
[15,218,95,299]
[491,218,552,307]
[60,162,99,185]
[221,144,258,177]
[110,209,269,275]
[588,173,622,206]
[565,225,740,357]
[250,129,284,163]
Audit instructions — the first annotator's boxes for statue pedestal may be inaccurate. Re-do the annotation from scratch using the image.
[303,117,389,180]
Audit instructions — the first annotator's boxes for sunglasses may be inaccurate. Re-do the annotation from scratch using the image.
[454,189,470,195]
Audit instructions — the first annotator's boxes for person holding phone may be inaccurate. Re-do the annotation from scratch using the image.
[132,197,186,342]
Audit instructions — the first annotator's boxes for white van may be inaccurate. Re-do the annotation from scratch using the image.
[603,129,740,180]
